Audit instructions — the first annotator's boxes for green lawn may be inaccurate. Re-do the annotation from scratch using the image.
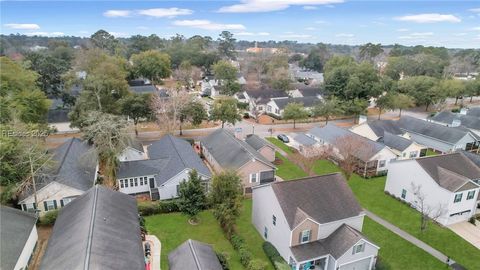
[237,199,274,270]
[266,137,294,154]
[145,211,244,270]
[274,152,308,180]
[426,149,438,156]
[348,176,480,270]
[362,217,446,270]
[312,159,342,175]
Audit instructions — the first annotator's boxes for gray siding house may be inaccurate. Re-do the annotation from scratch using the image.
[253,173,379,270]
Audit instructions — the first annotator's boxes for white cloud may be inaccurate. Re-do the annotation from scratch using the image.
[25,31,64,37]
[103,10,131,17]
[305,27,316,30]
[173,20,245,30]
[4,23,40,30]
[471,27,480,31]
[218,0,343,13]
[109,32,130,38]
[394,13,461,23]
[396,28,409,32]
[279,33,312,39]
[137,8,193,18]
[335,33,354,37]
[303,6,318,10]
[468,8,480,13]
[398,32,434,40]
[235,31,270,36]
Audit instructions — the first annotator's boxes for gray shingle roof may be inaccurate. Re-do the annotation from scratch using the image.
[416,153,480,192]
[272,96,321,110]
[367,120,403,137]
[458,150,480,168]
[430,111,480,130]
[308,124,385,161]
[398,116,475,144]
[271,173,362,229]
[1,206,37,270]
[245,89,290,104]
[291,224,373,261]
[294,133,317,146]
[245,134,273,151]
[467,107,480,117]
[201,129,274,170]
[117,135,210,185]
[39,186,144,270]
[20,138,97,201]
[168,239,223,270]
[378,132,414,152]
[129,85,157,94]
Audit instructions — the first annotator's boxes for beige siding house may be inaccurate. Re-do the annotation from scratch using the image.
[252,173,379,270]
[201,129,276,193]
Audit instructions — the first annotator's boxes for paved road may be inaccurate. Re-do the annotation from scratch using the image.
[365,210,455,266]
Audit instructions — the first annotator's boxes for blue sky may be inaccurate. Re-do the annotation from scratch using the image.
[1,1,479,48]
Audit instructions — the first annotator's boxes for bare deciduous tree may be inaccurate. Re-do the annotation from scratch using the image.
[410,183,447,232]
[151,88,192,134]
[332,134,375,179]
[289,147,330,176]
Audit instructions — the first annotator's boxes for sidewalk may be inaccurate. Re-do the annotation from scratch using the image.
[364,210,455,266]
[145,235,161,270]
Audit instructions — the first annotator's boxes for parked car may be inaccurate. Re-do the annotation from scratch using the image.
[277,134,289,143]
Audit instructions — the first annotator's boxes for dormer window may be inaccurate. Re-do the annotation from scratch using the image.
[300,230,311,244]
[352,242,365,254]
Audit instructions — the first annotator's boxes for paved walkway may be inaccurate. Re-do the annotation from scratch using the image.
[145,235,161,270]
[448,221,480,249]
[364,210,454,266]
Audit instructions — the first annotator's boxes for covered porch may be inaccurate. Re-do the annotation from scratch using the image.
[290,241,331,270]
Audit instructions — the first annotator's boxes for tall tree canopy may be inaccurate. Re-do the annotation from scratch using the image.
[130,50,172,83]
[218,31,236,59]
[209,98,241,128]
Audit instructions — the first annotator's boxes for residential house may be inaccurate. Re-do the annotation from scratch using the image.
[377,132,428,159]
[459,150,480,168]
[168,239,223,270]
[201,74,246,98]
[307,124,397,177]
[350,119,404,142]
[128,79,158,94]
[385,153,480,225]
[266,96,322,118]
[239,88,290,117]
[288,85,322,99]
[289,64,324,85]
[252,173,379,270]
[47,98,79,133]
[201,129,276,193]
[117,135,211,200]
[429,110,480,136]
[245,134,276,162]
[118,139,146,162]
[290,133,322,157]
[1,206,38,270]
[39,185,145,270]
[398,116,479,153]
[18,138,98,215]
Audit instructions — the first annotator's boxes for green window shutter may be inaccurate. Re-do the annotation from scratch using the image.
[43,201,48,211]
[60,200,64,207]
[53,200,58,209]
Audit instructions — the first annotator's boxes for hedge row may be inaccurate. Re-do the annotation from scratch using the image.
[230,234,267,270]
[137,200,180,216]
[38,210,59,226]
[262,242,290,270]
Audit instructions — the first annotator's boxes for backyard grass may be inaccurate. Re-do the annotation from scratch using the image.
[426,149,438,156]
[237,199,275,270]
[362,217,446,270]
[266,137,294,154]
[348,176,480,270]
[274,152,308,180]
[145,211,244,270]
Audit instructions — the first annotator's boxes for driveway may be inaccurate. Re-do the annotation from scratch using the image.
[448,221,480,249]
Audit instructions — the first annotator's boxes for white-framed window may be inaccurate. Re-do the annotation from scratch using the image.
[250,173,258,183]
[352,242,365,254]
[454,193,463,203]
[401,189,407,199]
[300,230,310,243]
[275,108,280,114]
[62,197,73,206]
[378,160,386,168]
[134,178,138,186]
[467,191,475,200]
[409,151,417,158]
[130,178,134,187]
[267,105,272,112]
[119,179,125,188]
[402,152,407,157]
[272,215,276,226]
[143,177,148,185]
[24,203,36,212]
[45,200,56,211]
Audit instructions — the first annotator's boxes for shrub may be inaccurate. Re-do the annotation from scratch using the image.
[238,247,252,267]
[248,259,267,270]
[230,234,245,250]
[216,252,230,270]
[137,200,180,216]
[263,242,290,270]
[469,216,476,225]
[451,108,460,113]
[39,210,59,225]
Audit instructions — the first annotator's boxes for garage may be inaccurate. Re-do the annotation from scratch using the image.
[339,257,372,270]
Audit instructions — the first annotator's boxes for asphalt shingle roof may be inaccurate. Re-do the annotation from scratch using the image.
[0,206,37,270]
[308,124,385,161]
[201,129,274,170]
[272,96,321,110]
[293,133,317,146]
[378,132,414,152]
[467,107,480,117]
[245,89,290,104]
[168,239,223,270]
[430,111,480,131]
[291,224,371,261]
[458,150,480,168]
[117,135,211,185]
[245,134,272,151]
[416,153,480,192]
[367,120,403,137]
[20,138,97,201]
[271,173,362,229]
[398,116,475,145]
[39,186,144,270]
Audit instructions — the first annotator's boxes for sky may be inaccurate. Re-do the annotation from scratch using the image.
[1,0,479,48]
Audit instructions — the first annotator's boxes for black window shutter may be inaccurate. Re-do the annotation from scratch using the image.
[43,201,48,211]
[53,200,58,209]
[33,203,37,210]
[60,200,64,207]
